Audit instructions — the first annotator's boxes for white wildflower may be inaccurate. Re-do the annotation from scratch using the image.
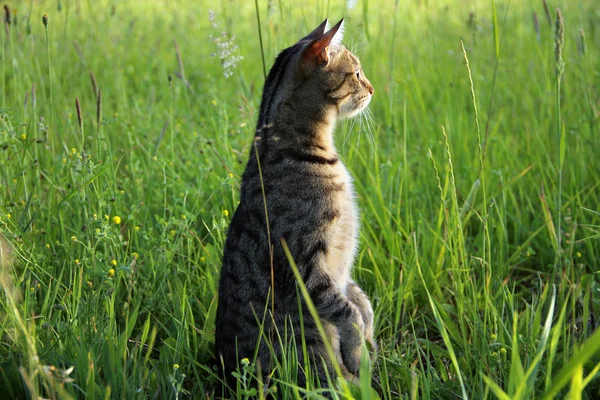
[209,10,243,78]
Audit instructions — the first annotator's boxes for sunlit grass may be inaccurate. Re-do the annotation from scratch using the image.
[0,0,599,398]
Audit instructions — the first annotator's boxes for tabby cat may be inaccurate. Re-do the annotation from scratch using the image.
[215,18,375,388]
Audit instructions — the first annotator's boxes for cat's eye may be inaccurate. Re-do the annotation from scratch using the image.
[355,70,361,80]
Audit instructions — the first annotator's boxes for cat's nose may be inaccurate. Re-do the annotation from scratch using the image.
[368,85,374,95]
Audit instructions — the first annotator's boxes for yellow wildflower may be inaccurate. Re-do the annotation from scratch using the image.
[21,133,27,140]
[173,364,180,370]
[75,259,80,265]
[71,236,77,242]
[112,216,121,225]
[107,268,115,278]
[134,226,140,232]
[223,210,229,217]
[111,259,117,266]
[87,281,93,288]
[71,148,77,155]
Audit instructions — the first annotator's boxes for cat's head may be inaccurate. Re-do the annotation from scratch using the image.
[258,19,373,128]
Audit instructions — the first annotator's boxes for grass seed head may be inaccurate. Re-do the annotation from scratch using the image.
[542,0,552,26]
[96,88,102,125]
[90,71,98,97]
[32,83,36,109]
[578,29,586,56]
[4,5,10,25]
[532,11,540,36]
[42,13,47,27]
[554,8,564,77]
[75,98,83,134]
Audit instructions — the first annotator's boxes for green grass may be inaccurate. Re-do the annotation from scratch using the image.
[1,0,599,398]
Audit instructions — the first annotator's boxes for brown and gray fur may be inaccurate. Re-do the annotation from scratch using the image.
[215,19,375,388]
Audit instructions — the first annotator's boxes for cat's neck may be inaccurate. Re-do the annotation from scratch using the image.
[271,101,338,157]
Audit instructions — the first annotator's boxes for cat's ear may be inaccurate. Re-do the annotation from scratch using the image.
[328,18,345,46]
[300,18,344,69]
[301,18,329,42]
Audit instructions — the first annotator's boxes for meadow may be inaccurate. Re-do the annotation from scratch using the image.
[0,0,599,398]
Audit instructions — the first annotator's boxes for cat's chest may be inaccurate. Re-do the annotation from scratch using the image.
[320,162,359,289]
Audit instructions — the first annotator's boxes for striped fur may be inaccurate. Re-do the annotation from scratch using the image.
[215,19,375,390]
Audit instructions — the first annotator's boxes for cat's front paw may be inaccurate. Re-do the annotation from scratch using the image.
[346,281,375,349]
[339,309,365,374]
[340,339,362,375]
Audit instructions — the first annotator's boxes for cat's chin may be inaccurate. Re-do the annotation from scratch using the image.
[339,97,372,119]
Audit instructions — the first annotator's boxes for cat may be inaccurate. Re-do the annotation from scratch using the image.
[215,18,375,390]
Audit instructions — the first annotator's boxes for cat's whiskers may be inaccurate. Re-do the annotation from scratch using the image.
[351,107,375,153]
[342,117,357,150]
[341,102,375,154]
[347,32,362,55]
[364,108,377,150]
[355,109,364,153]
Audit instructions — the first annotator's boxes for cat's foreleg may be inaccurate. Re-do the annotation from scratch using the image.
[308,275,364,374]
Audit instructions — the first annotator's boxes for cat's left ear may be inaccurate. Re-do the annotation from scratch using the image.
[300,18,344,69]
[301,18,329,42]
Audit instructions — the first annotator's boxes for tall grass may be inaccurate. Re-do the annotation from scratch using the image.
[0,0,599,399]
